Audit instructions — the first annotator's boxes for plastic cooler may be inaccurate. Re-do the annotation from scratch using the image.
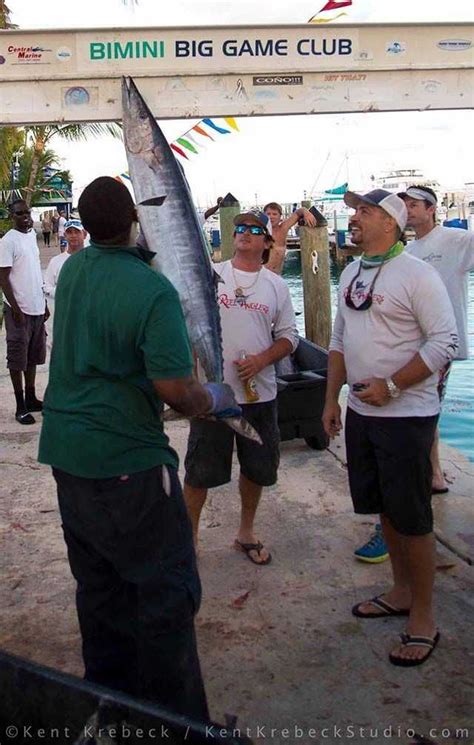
[276,337,329,450]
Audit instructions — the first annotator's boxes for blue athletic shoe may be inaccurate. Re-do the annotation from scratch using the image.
[354,524,388,563]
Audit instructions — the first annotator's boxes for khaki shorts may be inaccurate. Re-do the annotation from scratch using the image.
[3,304,46,371]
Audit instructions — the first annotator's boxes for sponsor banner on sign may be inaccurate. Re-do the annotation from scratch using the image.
[253,75,303,86]
[437,39,472,51]
[6,43,53,64]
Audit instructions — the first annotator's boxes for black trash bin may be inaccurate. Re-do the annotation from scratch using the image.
[0,650,252,745]
[276,336,329,450]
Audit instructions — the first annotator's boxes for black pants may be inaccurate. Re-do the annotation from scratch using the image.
[53,464,208,720]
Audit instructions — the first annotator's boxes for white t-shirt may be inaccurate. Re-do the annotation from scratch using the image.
[330,252,458,418]
[58,216,67,237]
[407,225,474,360]
[215,260,298,404]
[0,228,45,314]
[44,252,70,298]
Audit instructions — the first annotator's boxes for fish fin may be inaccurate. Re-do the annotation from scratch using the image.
[224,416,263,444]
[140,196,167,207]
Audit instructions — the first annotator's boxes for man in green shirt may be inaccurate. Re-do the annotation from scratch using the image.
[39,176,239,718]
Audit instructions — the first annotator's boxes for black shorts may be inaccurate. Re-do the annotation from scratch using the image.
[184,400,280,489]
[3,304,46,371]
[345,407,438,536]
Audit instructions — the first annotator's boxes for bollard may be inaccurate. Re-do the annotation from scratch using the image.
[219,192,240,261]
[300,220,332,350]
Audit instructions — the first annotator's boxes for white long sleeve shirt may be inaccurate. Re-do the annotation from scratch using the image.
[43,252,70,299]
[330,252,458,417]
[407,225,474,360]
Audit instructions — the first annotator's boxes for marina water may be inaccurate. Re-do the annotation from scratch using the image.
[283,250,474,463]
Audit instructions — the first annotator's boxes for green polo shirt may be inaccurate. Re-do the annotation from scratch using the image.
[38,243,193,478]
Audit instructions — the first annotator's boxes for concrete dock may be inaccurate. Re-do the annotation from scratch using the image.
[0,237,472,744]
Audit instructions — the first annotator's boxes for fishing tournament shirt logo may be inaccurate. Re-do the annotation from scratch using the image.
[218,290,270,314]
[344,278,384,307]
[7,44,52,63]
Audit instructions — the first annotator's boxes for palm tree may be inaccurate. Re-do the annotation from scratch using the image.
[0,128,25,189]
[0,0,16,28]
[2,3,122,207]
[24,123,122,207]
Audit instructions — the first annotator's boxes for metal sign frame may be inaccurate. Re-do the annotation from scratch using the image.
[0,23,472,123]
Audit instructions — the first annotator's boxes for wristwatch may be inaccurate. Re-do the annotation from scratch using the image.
[386,377,401,398]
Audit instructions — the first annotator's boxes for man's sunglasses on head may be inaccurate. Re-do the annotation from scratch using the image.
[234,224,266,236]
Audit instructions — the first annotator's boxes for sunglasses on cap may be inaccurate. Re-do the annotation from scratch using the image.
[234,224,266,236]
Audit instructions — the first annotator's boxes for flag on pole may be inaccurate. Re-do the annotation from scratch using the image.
[308,0,352,23]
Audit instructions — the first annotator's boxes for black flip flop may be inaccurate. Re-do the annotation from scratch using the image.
[15,412,36,425]
[389,631,440,667]
[432,487,449,495]
[352,595,410,619]
[234,540,272,566]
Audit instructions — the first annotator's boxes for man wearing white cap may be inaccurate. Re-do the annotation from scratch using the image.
[44,219,87,349]
[44,219,88,299]
[322,189,458,667]
[398,185,474,494]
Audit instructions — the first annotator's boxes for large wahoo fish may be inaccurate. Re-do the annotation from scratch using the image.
[121,76,261,443]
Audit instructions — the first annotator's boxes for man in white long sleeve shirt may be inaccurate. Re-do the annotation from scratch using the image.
[399,185,474,493]
[44,219,87,350]
[44,219,87,299]
[322,189,458,668]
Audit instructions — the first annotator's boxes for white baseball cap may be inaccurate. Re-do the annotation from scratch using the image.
[344,189,408,231]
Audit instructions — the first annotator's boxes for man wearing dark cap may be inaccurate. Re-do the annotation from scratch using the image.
[38,176,240,718]
[399,185,474,493]
[322,189,458,667]
[183,210,298,565]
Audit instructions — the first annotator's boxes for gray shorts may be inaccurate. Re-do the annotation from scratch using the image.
[184,400,280,488]
[3,304,46,371]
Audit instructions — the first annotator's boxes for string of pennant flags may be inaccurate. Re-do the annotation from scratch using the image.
[115,116,239,183]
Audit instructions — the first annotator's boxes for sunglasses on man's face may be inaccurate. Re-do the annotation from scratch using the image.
[234,224,266,236]
[13,209,31,216]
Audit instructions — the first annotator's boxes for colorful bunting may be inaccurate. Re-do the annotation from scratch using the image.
[176,138,199,155]
[192,124,214,141]
[170,143,189,160]
[224,117,239,131]
[202,118,231,135]
[114,116,239,177]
